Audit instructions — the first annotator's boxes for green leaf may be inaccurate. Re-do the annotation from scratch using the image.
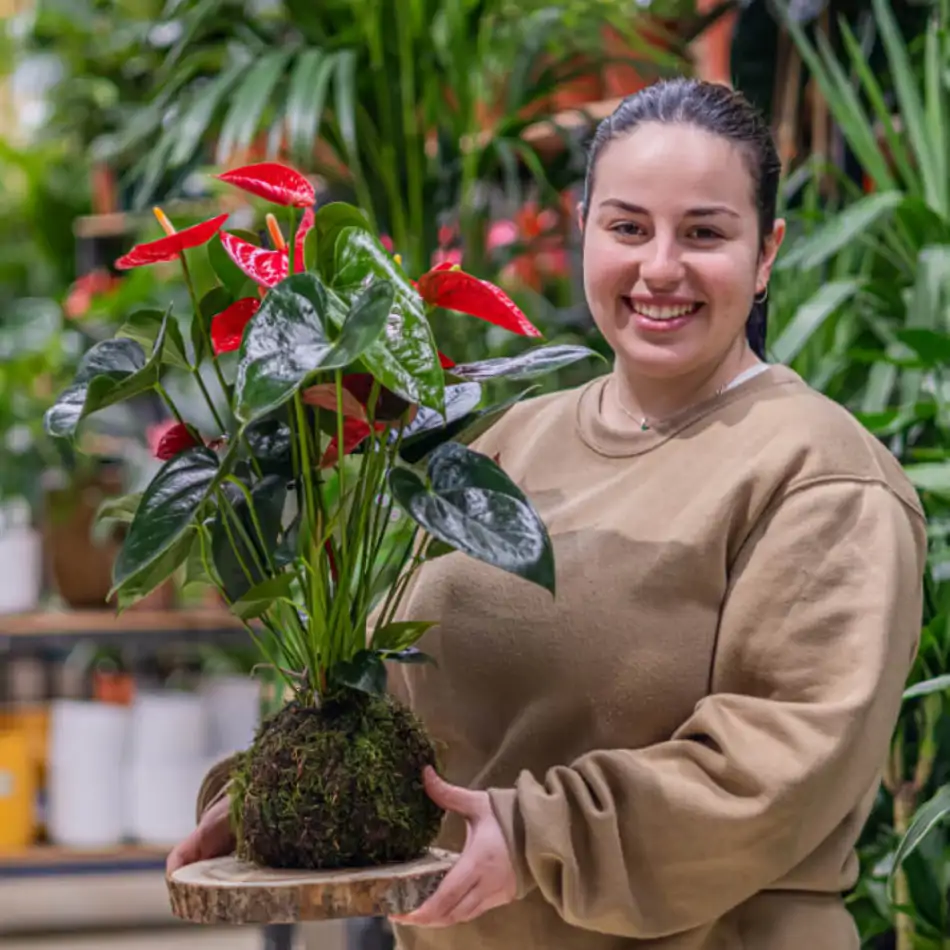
[244,416,293,477]
[182,525,217,590]
[330,650,387,696]
[212,474,287,602]
[331,227,443,412]
[905,463,950,495]
[117,307,190,371]
[314,202,372,277]
[389,442,555,593]
[192,285,234,364]
[770,281,861,365]
[111,447,221,598]
[45,321,168,438]
[777,193,904,272]
[95,492,142,528]
[232,573,296,620]
[370,620,437,652]
[170,59,246,168]
[115,529,194,612]
[903,674,950,700]
[335,278,395,360]
[449,345,600,382]
[889,785,950,888]
[286,48,334,162]
[215,50,291,164]
[236,273,370,421]
[381,648,436,666]
[398,383,483,463]
[895,329,950,366]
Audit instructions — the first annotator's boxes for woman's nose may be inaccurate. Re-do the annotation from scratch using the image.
[639,242,686,288]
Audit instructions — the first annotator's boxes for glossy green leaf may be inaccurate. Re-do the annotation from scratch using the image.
[314,202,373,277]
[330,278,395,365]
[331,227,444,412]
[770,281,861,365]
[381,648,436,666]
[182,525,217,590]
[903,674,950,700]
[389,442,555,593]
[232,573,296,620]
[450,345,600,382]
[398,383,483,463]
[777,193,904,272]
[889,785,950,888]
[330,649,387,696]
[45,319,168,438]
[94,492,142,528]
[111,447,221,598]
[235,273,353,422]
[244,416,294,477]
[212,475,287,602]
[370,620,436,653]
[117,307,190,371]
[115,529,195,612]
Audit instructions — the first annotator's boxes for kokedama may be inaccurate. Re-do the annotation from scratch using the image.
[46,161,598,870]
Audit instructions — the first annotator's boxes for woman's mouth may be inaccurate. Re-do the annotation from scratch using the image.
[622,297,704,332]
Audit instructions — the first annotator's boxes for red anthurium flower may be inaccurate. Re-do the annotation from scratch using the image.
[211,297,261,355]
[115,212,230,270]
[438,352,456,369]
[219,209,314,288]
[320,418,387,468]
[151,421,201,461]
[301,383,368,421]
[417,264,541,337]
[217,162,315,208]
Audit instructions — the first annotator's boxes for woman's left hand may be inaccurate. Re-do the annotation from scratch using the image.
[390,766,518,928]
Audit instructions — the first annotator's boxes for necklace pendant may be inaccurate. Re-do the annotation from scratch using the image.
[640,419,650,431]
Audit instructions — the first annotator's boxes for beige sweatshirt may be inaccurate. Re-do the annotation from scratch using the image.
[198,365,927,950]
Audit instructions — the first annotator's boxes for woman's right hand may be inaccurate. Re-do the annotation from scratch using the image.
[166,796,234,875]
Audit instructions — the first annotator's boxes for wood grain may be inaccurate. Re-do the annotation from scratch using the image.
[167,851,458,924]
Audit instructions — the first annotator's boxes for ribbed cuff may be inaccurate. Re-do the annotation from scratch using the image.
[195,754,239,824]
[487,787,537,901]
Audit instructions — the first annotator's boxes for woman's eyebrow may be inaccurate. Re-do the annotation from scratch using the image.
[598,198,739,218]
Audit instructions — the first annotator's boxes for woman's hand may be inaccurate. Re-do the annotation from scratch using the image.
[390,767,517,929]
[166,795,235,875]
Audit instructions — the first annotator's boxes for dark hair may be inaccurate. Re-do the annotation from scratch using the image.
[581,78,781,360]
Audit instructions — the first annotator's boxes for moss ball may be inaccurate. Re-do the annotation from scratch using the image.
[231,689,443,869]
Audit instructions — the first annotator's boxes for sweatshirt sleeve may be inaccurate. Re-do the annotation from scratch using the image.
[488,479,926,938]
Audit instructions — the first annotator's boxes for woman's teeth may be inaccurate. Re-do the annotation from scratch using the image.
[626,300,702,320]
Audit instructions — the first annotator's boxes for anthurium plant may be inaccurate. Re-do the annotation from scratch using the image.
[45,161,596,871]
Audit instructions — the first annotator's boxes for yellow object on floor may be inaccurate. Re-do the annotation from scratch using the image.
[0,725,36,852]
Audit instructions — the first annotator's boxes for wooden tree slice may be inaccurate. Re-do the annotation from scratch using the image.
[167,850,458,925]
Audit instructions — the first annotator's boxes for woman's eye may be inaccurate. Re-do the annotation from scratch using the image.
[688,226,722,241]
[610,222,644,237]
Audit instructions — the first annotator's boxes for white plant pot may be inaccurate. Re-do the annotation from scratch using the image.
[200,675,261,758]
[0,525,42,614]
[124,757,209,846]
[47,701,129,848]
[129,692,208,764]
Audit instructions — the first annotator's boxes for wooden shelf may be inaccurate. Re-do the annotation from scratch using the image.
[0,608,244,640]
[521,97,625,146]
[0,844,169,878]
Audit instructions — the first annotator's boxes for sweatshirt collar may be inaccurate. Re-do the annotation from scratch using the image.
[575,363,802,458]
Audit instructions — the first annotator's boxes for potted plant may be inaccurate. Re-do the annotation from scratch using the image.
[44,161,596,875]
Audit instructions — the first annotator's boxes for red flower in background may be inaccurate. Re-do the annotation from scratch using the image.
[64,269,120,319]
[487,200,570,292]
[219,208,314,288]
[320,418,387,468]
[217,162,316,208]
[149,421,201,461]
[417,263,541,337]
[115,212,230,270]
[211,298,261,355]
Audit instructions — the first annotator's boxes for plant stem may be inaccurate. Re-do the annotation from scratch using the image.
[178,249,232,408]
[156,384,186,425]
[193,368,227,434]
[225,476,276,573]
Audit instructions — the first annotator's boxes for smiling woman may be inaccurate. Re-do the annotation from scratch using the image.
[181,81,927,950]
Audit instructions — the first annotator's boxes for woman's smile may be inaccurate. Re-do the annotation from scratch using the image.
[622,295,706,333]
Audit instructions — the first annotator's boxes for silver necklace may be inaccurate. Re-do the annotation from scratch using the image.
[613,377,727,431]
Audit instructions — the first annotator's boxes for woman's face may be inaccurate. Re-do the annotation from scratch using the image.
[581,122,785,380]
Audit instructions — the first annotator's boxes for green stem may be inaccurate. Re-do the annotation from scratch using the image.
[216,490,256,588]
[225,476,276,573]
[293,393,322,667]
[178,250,232,408]
[193,368,227,434]
[156,384,186,425]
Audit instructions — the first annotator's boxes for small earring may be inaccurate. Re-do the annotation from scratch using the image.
[754,286,769,304]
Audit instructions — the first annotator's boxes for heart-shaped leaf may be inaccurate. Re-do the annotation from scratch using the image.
[449,345,600,382]
[314,202,373,276]
[117,307,190,371]
[330,227,443,412]
[115,529,194,611]
[111,446,222,598]
[370,620,437,652]
[212,474,287,601]
[330,649,387,696]
[235,273,353,421]
[398,384,483,463]
[244,416,294,477]
[45,317,169,438]
[389,442,555,593]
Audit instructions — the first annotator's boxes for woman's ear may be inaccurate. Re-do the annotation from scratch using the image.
[756,218,786,294]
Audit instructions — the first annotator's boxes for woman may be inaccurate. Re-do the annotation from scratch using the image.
[170,79,927,949]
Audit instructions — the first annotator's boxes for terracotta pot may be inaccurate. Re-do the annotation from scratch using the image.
[42,466,123,609]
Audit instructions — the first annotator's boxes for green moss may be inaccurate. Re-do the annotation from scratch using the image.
[230,689,443,869]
